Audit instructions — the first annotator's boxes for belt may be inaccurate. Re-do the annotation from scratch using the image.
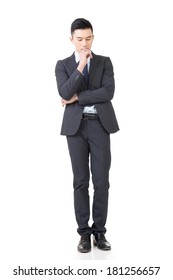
[82,113,98,120]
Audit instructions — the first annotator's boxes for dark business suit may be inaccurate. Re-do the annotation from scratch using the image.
[55,52,119,235]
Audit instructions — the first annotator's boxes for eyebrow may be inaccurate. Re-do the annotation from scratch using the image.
[76,36,92,39]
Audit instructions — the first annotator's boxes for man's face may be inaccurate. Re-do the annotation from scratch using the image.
[70,28,94,53]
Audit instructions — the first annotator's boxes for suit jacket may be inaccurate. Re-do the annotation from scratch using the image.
[55,52,119,135]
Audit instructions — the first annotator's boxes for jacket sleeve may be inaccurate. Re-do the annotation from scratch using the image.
[78,57,115,105]
[55,60,84,101]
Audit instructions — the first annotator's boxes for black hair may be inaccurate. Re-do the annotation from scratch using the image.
[71,18,93,35]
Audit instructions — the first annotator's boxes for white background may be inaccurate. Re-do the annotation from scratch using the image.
[0,0,173,279]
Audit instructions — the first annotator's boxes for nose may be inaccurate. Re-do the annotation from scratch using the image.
[82,39,87,47]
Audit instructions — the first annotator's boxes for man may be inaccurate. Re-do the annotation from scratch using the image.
[55,18,119,253]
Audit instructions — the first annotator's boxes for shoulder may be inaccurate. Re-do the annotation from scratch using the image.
[92,52,110,60]
[55,53,74,71]
[60,53,74,63]
[92,53,113,68]
[92,53,112,64]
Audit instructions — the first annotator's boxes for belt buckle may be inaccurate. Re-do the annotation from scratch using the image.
[82,113,97,120]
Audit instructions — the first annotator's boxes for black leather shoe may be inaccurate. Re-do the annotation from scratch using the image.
[77,234,91,253]
[93,233,111,250]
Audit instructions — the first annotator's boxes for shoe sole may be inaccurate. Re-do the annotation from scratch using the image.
[93,241,111,251]
[77,248,91,253]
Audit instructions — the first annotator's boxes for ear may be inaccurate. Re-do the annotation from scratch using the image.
[69,36,73,42]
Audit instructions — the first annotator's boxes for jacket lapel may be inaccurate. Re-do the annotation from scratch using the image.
[89,53,98,86]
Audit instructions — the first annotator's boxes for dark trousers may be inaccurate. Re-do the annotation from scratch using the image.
[67,118,111,235]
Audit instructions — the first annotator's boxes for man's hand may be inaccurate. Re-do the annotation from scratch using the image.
[77,49,93,73]
[61,94,78,106]
[79,49,92,64]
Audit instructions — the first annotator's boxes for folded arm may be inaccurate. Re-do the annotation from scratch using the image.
[78,57,115,105]
[55,57,115,105]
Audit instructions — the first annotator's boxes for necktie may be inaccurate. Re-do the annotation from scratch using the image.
[83,64,89,81]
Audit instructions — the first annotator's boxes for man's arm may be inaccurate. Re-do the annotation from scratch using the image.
[78,57,115,105]
[56,56,115,105]
[61,94,78,106]
[55,60,84,101]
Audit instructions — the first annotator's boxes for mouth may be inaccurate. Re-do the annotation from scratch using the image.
[82,48,90,52]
